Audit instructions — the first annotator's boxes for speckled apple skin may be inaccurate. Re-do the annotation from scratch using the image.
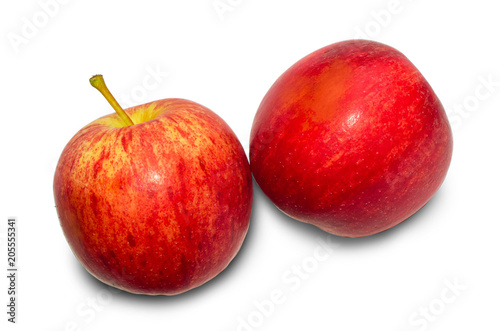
[54,99,252,295]
[250,40,452,238]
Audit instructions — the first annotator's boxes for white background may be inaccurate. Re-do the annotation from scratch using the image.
[1,0,499,330]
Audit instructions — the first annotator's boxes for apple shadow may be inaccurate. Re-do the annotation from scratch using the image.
[252,181,448,249]
[74,179,262,304]
[74,179,446,302]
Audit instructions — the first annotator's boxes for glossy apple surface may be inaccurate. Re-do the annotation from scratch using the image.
[250,40,452,238]
[54,98,252,295]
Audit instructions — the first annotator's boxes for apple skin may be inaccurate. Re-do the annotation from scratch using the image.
[54,98,252,295]
[250,40,452,238]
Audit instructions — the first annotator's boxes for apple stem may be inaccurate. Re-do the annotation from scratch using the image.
[90,75,134,127]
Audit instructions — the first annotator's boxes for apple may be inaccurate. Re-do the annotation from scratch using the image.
[54,75,252,295]
[250,40,453,238]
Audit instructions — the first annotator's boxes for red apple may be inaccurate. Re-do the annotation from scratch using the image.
[54,75,252,295]
[250,40,452,238]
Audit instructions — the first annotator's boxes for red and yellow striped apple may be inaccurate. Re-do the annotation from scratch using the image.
[250,40,453,238]
[54,75,252,295]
